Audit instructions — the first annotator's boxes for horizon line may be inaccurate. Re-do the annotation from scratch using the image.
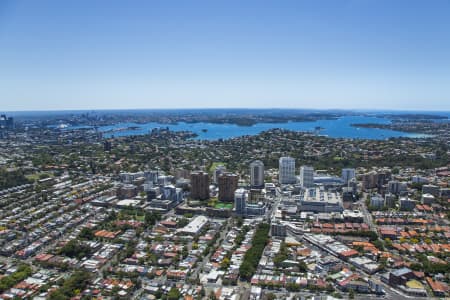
[3,107,450,114]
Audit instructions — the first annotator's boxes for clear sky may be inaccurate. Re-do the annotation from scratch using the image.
[0,0,449,111]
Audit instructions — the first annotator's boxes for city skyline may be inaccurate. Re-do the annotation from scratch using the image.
[1,0,450,111]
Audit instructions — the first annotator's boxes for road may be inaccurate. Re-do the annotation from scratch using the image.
[189,217,230,281]
[359,193,376,232]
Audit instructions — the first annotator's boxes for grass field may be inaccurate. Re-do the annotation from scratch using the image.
[214,202,233,209]
[207,197,233,209]
[209,162,226,172]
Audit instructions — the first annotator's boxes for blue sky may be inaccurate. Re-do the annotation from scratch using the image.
[0,0,449,111]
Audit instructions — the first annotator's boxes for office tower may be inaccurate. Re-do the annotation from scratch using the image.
[399,197,417,211]
[341,168,356,184]
[144,170,160,184]
[299,165,314,188]
[370,194,385,209]
[279,157,296,184]
[388,180,407,195]
[103,140,112,152]
[361,171,378,191]
[190,171,210,200]
[384,193,396,208]
[271,222,287,237]
[218,173,238,202]
[161,185,183,203]
[250,160,265,188]
[175,168,190,179]
[234,188,247,215]
[213,165,226,184]
[0,115,14,130]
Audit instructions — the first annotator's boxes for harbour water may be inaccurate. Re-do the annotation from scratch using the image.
[96,116,432,140]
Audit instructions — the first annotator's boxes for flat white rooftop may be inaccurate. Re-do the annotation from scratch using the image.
[117,199,141,207]
[180,215,208,234]
[298,187,341,204]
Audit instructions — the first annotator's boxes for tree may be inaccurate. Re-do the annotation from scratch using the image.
[78,227,94,240]
[48,271,91,300]
[348,288,355,299]
[181,246,189,259]
[178,218,189,228]
[58,240,92,260]
[239,223,270,280]
[209,291,217,300]
[220,257,231,270]
[167,287,181,300]
[0,264,33,293]
[266,293,276,300]
[384,238,393,248]
[236,217,243,227]
[273,242,289,267]
[372,239,384,250]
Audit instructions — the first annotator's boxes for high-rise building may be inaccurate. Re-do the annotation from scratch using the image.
[341,168,356,184]
[144,170,160,184]
[234,188,265,216]
[271,222,287,237]
[213,165,226,184]
[190,171,210,200]
[175,168,190,179]
[103,140,112,152]
[361,171,378,191]
[0,115,14,130]
[299,165,314,188]
[218,173,238,202]
[399,197,417,211]
[234,188,247,215]
[384,193,396,208]
[161,185,183,203]
[279,157,296,184]
[250,160,265,188]
[388,180,407,195]
[370,194,385,209]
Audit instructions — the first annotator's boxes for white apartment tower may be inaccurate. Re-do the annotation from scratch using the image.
[279,157,296,184]
[250,160,265,188]
[299,165,314,188]
[341,168,356,184]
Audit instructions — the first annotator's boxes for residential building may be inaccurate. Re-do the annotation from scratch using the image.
[341,168,356,184]
[213,165,226,184]
[370,194,385,209]
[250,160,264,188]
[279,156,296,184]
[190,171,210,200]
[421,193,435,205]
[422,184,440,197]
[234,188,247,215]
[399,197,417,211]
[218,173,238,202]
[299,165,314,188]
[271,222,287,237]
[388,180,407,195]
[384,193,396,208]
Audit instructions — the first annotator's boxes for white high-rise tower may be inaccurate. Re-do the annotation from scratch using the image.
[279,157,296,184]
[250,160,265,188]
[299,165,314,188]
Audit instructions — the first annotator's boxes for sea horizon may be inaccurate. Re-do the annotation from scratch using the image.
[3,107,450,116]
